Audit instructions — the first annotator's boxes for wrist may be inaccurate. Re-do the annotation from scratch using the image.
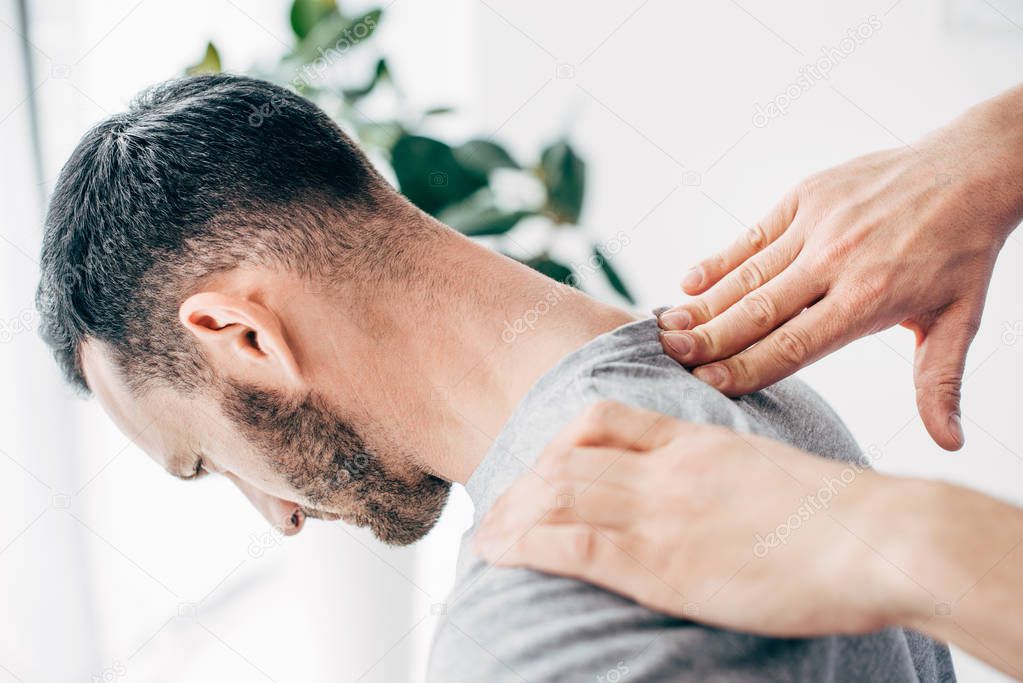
[847,474,942,628]
[951,85,1023,239]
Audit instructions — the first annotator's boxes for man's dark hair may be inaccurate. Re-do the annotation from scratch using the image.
[37,74,409,394]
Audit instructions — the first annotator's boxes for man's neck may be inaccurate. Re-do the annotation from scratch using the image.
[331,230,637,485]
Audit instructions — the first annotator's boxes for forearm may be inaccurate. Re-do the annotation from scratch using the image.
[940,82,1023,240]
[868,477,1023,676]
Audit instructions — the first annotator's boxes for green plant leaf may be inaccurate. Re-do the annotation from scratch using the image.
[390,134,488,215]
[423,106,455,117]
[342,58,389,101]
[527,257,576,286]
[540,139,585,224]
[454,139,520,178]
[290,0,338,39]
[354,119,404,151]
[439,198,534,236]
[293,8,382,63]
[593,245,635,304]
[185,42,222,75]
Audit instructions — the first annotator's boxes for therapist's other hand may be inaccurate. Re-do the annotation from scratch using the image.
[660,84,1023,450]
[473,401,924,637]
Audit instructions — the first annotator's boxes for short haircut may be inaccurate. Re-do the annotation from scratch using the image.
[37,74,408,394]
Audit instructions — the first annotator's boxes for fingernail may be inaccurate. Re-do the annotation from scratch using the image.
[694,364,727,388]
[661,331,693,357]
[948,413,964,448]
[659,309,692,330]
[681,268,703,291]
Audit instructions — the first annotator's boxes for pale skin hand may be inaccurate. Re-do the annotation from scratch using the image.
[475,401,1023,677]
[659,83,1023,450]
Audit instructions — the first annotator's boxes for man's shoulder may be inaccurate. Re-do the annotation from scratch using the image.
[469,316,863,517]
[427,320,947,683]
[582,346,862,464]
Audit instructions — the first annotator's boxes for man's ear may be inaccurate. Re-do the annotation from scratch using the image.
[179,291,302,387]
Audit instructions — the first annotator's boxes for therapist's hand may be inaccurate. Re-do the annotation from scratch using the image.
[659,83,1023,450]
[473,401,927,638]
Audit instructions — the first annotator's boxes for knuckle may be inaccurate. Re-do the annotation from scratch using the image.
[720,356,749,389]
[704,254,728,278]
[741,293,776,328]
[794,178,818,203]
[858,270,891,303]
[935,379,963,402]
[916,376,962,407]
[745,223,768,250]
[772,327,812,366]
[566,526,597,563]
[737,261,766,292]
[564,400,621,447]
[815,238,853,269]
[582,400,621,429]
[915,367,963,396]
[840,271,890,318]
[688,297,714,325]
[690,327,718,356]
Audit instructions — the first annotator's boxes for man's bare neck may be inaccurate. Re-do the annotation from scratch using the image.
[361,230,637,484]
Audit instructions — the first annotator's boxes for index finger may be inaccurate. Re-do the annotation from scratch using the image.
[692,294,858,395]
[552,400,699,453]
[664,265,823,366]
[682,191,798,295]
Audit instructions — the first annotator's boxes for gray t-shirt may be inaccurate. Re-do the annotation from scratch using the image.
[427,315,954,682]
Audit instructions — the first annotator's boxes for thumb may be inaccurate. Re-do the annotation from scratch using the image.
[911,305,979,451]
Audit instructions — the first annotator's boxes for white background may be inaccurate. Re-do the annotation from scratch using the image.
[1,0,1021,681]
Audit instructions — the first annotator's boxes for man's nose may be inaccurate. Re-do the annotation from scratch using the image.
[224,472,305,535]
